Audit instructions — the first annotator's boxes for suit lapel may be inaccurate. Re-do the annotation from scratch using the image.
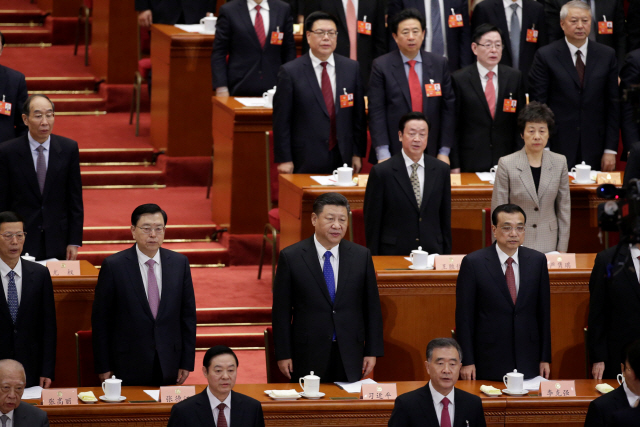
[126,245,155,320]
[334,56,344,113]
[468,65,492,119]
[0,269,12,322]
[514,248,533,307]
[229,391,245,425]
[302,54,330,117]
[157,248,172,319]
[0,67,7,103]
[556,41,581,88]
[391,51,412,109]
[419,384,442,426]
[421,53,433,112]
[42,136,63,199]
[453,388,469,427]
[15,261,36,325]
[420,155,437,213]
[334,241,351,305]
[485,245,516,307]
[240,2,263,50]
[194,389,217,425]
[583,42,597,84]
[16,136,42,200]
[536,151,553,198]
[301,237,333,305]
[391,154,420,211]
[333,1,349,36]
[515,148,539,205]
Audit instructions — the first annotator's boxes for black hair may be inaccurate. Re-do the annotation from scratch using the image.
[0,31,5,47]
[491,204,527,226]
[305,11,339,31]
[0,211,24,226]
[131,204,168,226]
[391,8,425,35]
[203,345,239,371]
[624,339,640,375]
[312,192,350,216]
[426,338,463,362]
[472,23,503,44]
[517,101,556,135]
[22,94,55,116]
[399,111,430,133]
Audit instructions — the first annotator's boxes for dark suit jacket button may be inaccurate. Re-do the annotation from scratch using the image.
[419,218,422,221]
[532,224,537,228]
[332,310,336,314]
[416,238,419,241]
[13,330,17,334]
[534,207,539,211]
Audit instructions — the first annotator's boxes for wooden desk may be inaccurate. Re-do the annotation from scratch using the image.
[52,260,99,387]
[373,255,595,382]
[278,173,615,254]
[27,380,617,426]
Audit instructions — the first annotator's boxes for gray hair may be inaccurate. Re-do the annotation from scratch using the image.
[426,338,463,362]
[560,0,591,21]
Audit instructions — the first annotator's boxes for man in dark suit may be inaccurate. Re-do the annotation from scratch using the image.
[545,0,626,67]
[388,338,487,427]
[272,192,384,383]
[368,9,455,165]
[92,204,196,386]
[621,49,640,162]
[168,346,265,427]
[211,0,296,97]
[364,112,452,256]
[0,95,83,261]
[623,142,640,187]
[135,0,216,26]
[629,1,640,53]
[0,32,28,144]
[609,406,640,427]
[387,0,472,72]
[585,339,640,427]
[451,24,524,172]
[529,0,619,172]
[470,0,547,89]
[0,212,56,388]
[303,0,387,88]
[456,204,551,381]
[273,11,366,174]
[0,360,49,426]
[588,244,640,380]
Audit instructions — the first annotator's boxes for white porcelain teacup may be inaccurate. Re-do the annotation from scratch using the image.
[263,87,276,108]
[571,161,591,183]
[332,164,353,186]
[410,246,429,269]
[200,16,217,33]
[102,375,122,400]
[503,370,524,393]
[299,371,320,396]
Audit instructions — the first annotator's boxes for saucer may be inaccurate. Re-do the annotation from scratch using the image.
[200,30,216,35]
[502,389,528,396]
[571,179,595,184]
[301,392,325,399]
[329,181,357,187]
[99,395,126,403]
[408,265,434,270]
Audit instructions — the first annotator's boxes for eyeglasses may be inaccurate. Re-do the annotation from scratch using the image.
[136,226,165,235]
[500,226,525,234]
[309,30,338,38]
[1,232,26,241]
[476,42,503,50]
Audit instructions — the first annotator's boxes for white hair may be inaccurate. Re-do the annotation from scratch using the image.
[560,0,591,21]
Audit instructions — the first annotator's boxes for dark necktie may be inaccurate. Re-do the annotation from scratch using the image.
[36,145,46,194]
[254,5,266,48]
[485,71,496,119]
[505,257,517,304]
[7,271,18,324]
[431,0,444,56]
[576,50,585,88]
[509,3,520,69]
[320,62,337,151]
[441,397,452,427]
[145,259,160,318]
[407,60,423,112]
[0,414,8,427]
[217,403,228,427]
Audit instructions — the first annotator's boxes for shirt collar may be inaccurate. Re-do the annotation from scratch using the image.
[496,244,519,266]
[28,132,51,153]
[400,50,422,65]
[477,61,498,78]
[313,234,339,261]
[622,380,640,407]
[248,0,269,11]
[401,149,425,169]
[565,37,588,57]
[630,244,640,259]
[0,257,22,280]
[135,244,161,267]
[309,51,335,68]
[206,386,232,411]
[0,410,14,420]
[503,0,523,10]
[428,381,455,408]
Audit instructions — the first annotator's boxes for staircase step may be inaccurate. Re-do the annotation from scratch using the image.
[48,94,106,112]
[0,10,47,24]
[83,224,219,242]
[2,26,51,44]
[80,165,165,186]
[26,76,100,92]
[79,148,156,163]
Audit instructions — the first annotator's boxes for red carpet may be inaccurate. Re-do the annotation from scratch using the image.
[1,0,41,10]
[1,46,95,78]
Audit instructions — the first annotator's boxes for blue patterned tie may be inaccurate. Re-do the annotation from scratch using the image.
[323,251,336,340]
[7,271,18,324]
[431,0,444,56]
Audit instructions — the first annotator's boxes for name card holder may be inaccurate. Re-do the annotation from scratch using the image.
[42,388,78,405]
[434,255,466,271]
[357,174,369,187]
[596,172,621,185]
[159,385,196,403]
[361,383,397,400]
[540,380,576,397]
[47,261,81,276]
[545,253,577,269]
[450,174,462,186]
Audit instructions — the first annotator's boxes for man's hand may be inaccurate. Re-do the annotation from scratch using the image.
[450,168,461,174]
[539,362,550,379]
[138,10,153,27]
[601,153,616,171]
[361,356,376,378]
[66,245,78,260]
[437,154,450,165]
[99,371,113,382]
[351,156,362,174]
[277,359,293,379]
[592,362,605,380]
[277,162,294,174]
[460,364,476,380]
[39,377,52,388]
[176,369,190,384]
[216,87,230,97]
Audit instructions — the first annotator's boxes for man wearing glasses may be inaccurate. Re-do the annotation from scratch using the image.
[0,211,56,388]
[273,11,366,174]
[455,203,552,381]
[92,204,196,386]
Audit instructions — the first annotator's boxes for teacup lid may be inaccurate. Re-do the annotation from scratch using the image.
[508,369,523,376]
[411,246,427,254]
[576,161,590,168]
[305,371,320,380]
[106,375,122,383]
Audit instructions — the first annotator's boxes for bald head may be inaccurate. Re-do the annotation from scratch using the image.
[0,360,25,414]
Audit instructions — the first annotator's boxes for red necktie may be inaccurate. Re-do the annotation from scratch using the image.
[506,257,517,304]
[254,5,266,48]
[407,60,422,112]
[485,70,496,119]
[346,0,357,60]
[321,62,337,151]
[441,397,452,427]
[217,403,228,427]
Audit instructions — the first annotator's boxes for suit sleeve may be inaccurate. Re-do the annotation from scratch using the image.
[528,50,549,104]
[440,166,452,254]
[363,250,384,356]
[537,255,552,363]
[387,395,411,427]
[470,3,488,34]
[92,259,115,374]
[367,60,389,151]
[544,0,562,43]
[272,65,294,164]
[272,249,293,360]
[620,54,640,158]
[474,395,488,427]
[135,0,151,12]
[491,157,511,213]
[363,165,383,255]
[66,141,84,247]
[281,5,297,64]
[14,74,28,137]
[440,59,456,151]
[458,0,473,68]
[613,0,627,69]
[372,0,388,59]
[455,256,478,366]
[167,404,188,427]
[554,159,571,252]
[587,252,610,363]
[353,62,367,158]
[40,271,57,380]
[604,50,620,152]
[584,399,606,427]
[253,400,266,427]
[211,8,231,89]
[179,257,197,371]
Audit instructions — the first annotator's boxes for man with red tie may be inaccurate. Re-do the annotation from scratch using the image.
[368,8,455,165]
[273,11,366,174]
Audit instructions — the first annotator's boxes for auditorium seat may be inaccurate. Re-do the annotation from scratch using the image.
[75,330,100,387]
[258,131,280,283]
[264,327,290,383]
[349,208,366,246]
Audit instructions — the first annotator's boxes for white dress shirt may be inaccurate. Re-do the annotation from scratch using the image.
[309,51,337,100]
[314,234,339,290]
[206,387,232,426]
[623,380,640,408]
[565,37,588,66]
[248,0,269,37]
[28,133,51,171]
[0,410,15,427]
[496,245,520,293]
[0,258,22,305]
[503,0,523,32]
[401,148,425,197]
[424,0,448,57]
[477,61,499,93]
[630,245,640,283]
[429,381,455,426]
[135,245,162,298]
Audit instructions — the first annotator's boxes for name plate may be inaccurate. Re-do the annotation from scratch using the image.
[545,254,577,269]
[361,383,397,400]
[357,174,369,187]
[434,255,466,271]
[596,172,621,185]
[540,380,576,397]
[42,388,78,405]
[159,385,196,403]
[450,173,461,186]
[47,261,80,276]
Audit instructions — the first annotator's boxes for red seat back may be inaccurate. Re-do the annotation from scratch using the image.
[351,208,366,246]
[76,330,100,387]
[264,327,290,383]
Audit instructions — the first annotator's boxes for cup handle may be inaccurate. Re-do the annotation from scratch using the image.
[200,18,205,25]
[299,378,305,393]
[102,382,107,394]
[503,376,508,389]
[410,253,414,261]
[263,92,268,99]
[617,373,623,385]
[333,170,338,177]
[570,167,576,173]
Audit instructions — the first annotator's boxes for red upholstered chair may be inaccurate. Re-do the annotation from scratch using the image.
[348,208,366,246]
[129,23,152,136]
[264,327,290,383]
[258,131,280,282]
[73,0,92,66]
[481,207,493,248]
[75,330,100,387]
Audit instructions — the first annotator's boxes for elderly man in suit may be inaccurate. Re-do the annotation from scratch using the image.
[211,0,296,97]
[273,11,366,174]
[92,204,196,386]
[0,95,83,261]
[470,0,547,89]
[364,112,451,256]
[168,346,265,427]
[529,0,619,172]
[387,0,472,72]
[0,32,28,144]
[585,340,640,427]
[621,49,640,163]
[0,360,49,426]
[456,204,551,381]
[451,24,524,172]
[272,192,384,383]
[136,0,216,26]
[388,338,486,427]
[368,8,455,165]
[0,212,56,388]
